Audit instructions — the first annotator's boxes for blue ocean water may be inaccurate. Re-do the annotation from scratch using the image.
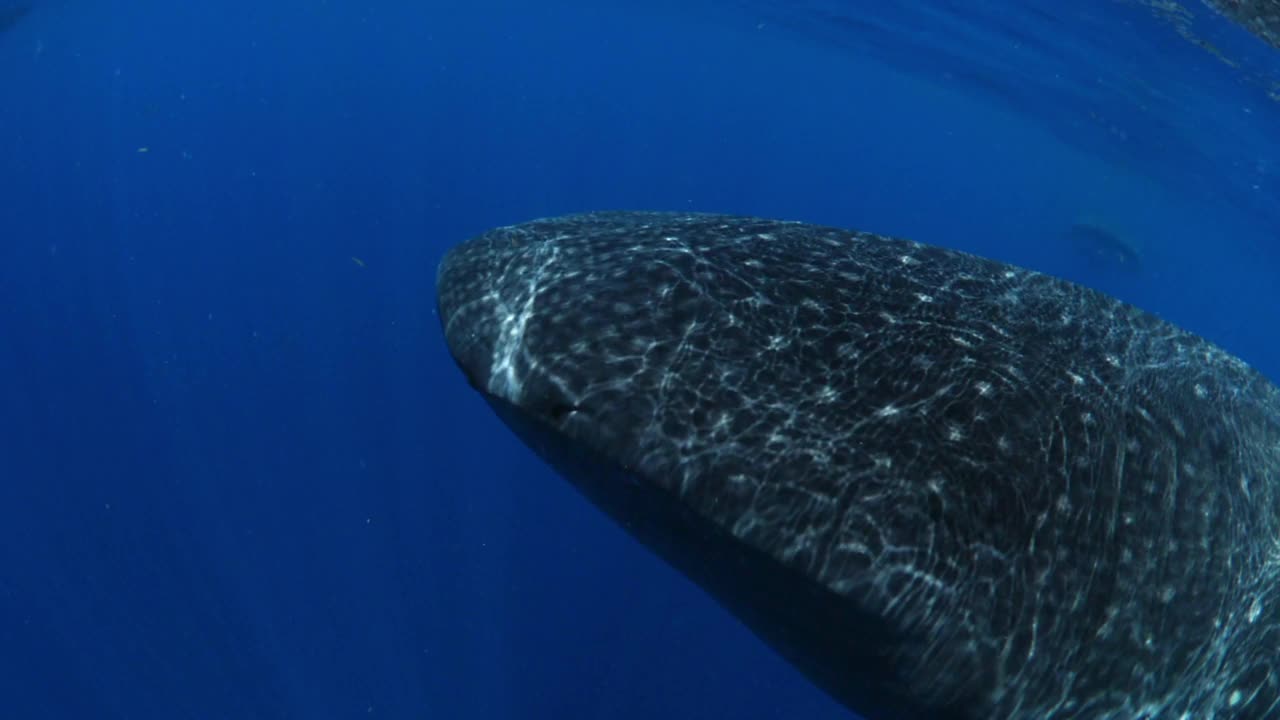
[1,1,1277,718]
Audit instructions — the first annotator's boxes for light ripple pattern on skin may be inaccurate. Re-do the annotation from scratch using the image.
[436,211,1280,720]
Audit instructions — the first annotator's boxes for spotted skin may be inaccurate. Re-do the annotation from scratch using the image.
[1205,0,1280,51]
[437,211,1280,720]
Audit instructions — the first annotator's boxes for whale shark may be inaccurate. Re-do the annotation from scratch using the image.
[436,211,1280,719]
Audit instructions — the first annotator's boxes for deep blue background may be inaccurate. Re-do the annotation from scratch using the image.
[1,1,1278,718]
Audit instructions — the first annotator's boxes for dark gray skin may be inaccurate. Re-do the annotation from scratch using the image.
[436,211,1280,720]
[1204,0,1280,51]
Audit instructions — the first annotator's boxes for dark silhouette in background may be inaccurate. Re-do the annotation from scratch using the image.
[0,4,30,33]
[1067,222,1143,274]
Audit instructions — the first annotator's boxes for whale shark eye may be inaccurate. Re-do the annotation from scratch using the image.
[545,401,580,423]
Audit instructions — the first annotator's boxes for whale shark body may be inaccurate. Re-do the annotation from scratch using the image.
[1204,0,1280,51]
[436,211,1280,719]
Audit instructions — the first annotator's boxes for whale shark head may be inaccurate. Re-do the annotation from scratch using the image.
[437,211,989,719]
[436,211,1280,720]
[437,212,740,485]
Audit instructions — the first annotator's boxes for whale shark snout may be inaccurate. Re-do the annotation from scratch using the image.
[436,233,503,394]
[436,222,592,426]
